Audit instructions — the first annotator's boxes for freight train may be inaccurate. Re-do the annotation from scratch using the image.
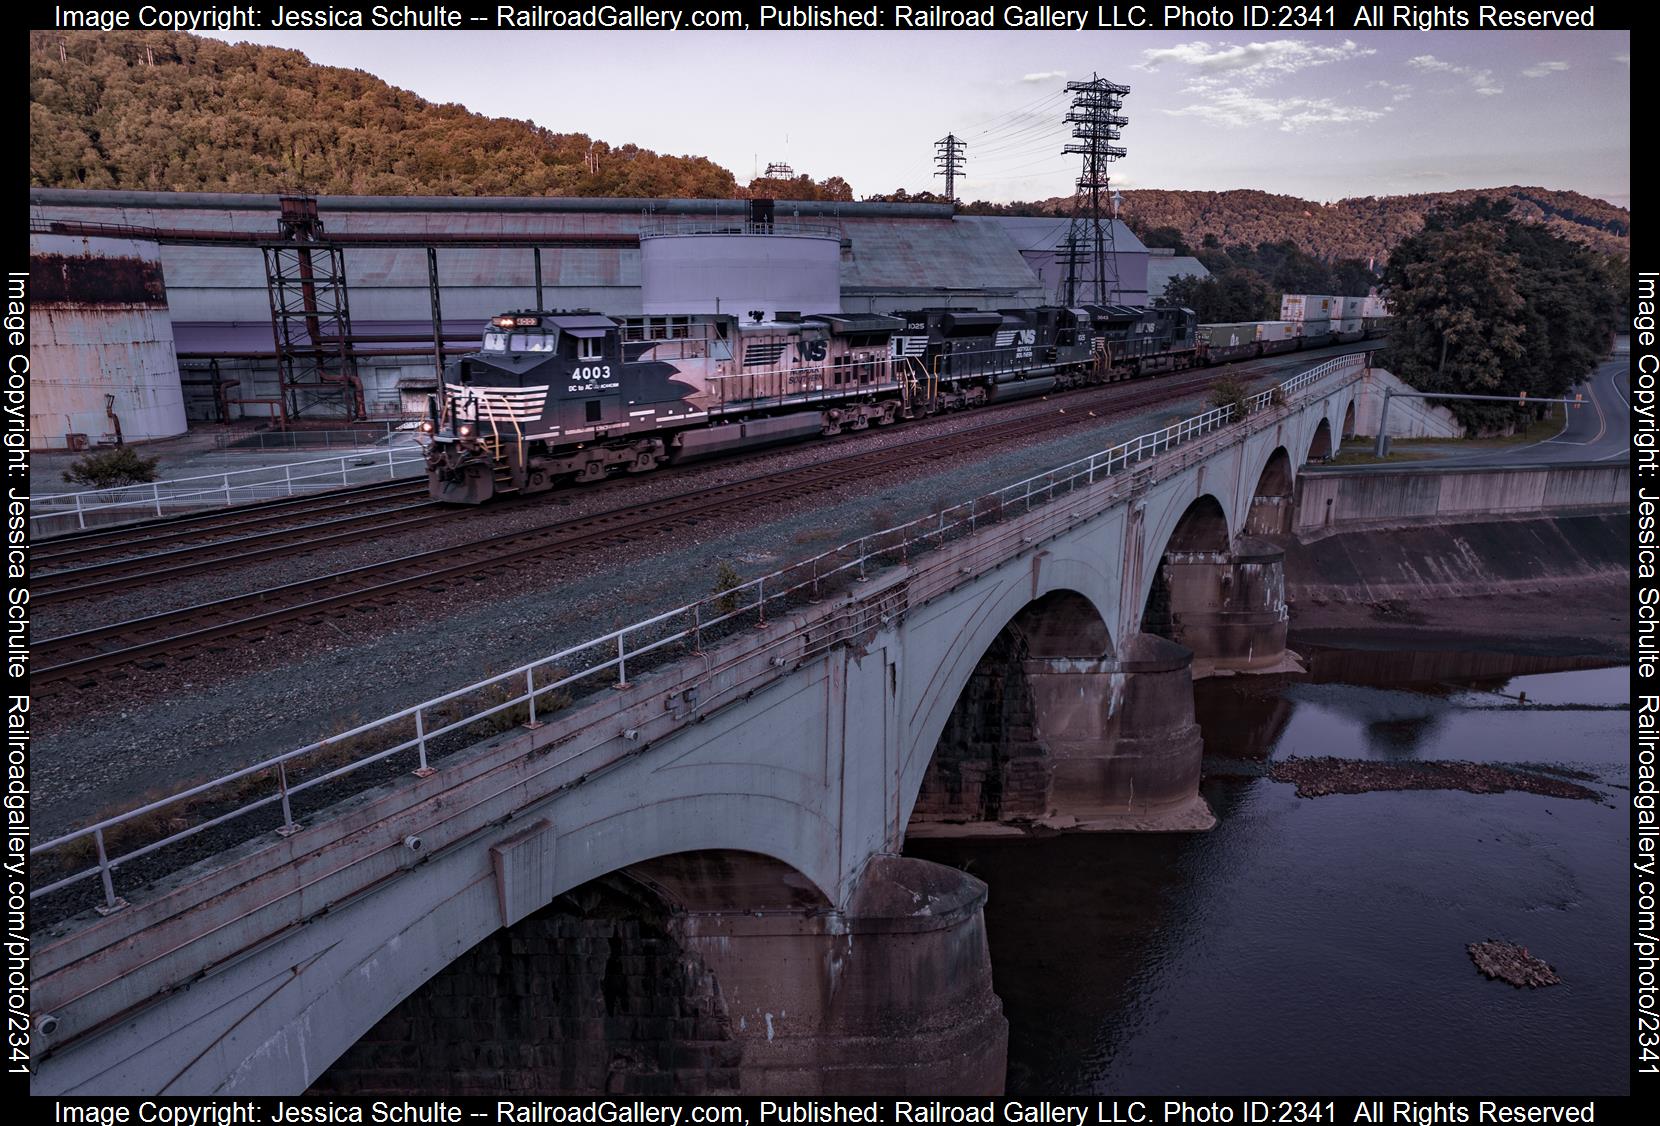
[422,303,1384,503]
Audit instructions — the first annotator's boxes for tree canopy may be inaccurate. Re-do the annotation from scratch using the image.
[30,31,740,198]
[1379,198,1617,429]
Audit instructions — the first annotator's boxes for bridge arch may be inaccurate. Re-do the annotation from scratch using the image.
[1305,417,1334,463]
[1342,397,1357,439]
[225,793,844,1095]
[1137,493,1231,637]
[311,848,829,1095]
[1244,446,1295,536]
[901,584,1116,834]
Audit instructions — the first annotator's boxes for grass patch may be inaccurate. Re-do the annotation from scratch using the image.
[1332,405,1566,465]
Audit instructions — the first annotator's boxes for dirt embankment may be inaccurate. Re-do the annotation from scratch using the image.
[1282,513,1629,659]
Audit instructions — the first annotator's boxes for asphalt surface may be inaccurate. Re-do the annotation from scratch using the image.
[1340,356,1630,469]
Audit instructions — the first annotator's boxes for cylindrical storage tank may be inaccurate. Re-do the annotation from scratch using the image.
[29,232,187,449]
[639,224,841,320]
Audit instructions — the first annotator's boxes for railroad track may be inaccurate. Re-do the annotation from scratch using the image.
[34,343,1370,604]
[34,372,1230,690]
[33,478,431,569]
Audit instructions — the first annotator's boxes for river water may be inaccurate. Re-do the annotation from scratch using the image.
[907,654,1631,1096]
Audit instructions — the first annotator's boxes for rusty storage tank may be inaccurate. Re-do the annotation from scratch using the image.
[29,232,187,449]
[638,201,841,320]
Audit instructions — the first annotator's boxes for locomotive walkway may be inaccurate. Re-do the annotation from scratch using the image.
[30,353,1624,1095]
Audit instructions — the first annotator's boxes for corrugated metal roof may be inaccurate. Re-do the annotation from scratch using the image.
[838,216,1038,296]
[1147,255,1210,296]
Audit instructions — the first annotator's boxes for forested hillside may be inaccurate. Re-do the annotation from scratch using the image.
[29,31,739,197]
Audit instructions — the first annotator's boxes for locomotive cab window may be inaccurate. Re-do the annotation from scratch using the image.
[578,335,604,361]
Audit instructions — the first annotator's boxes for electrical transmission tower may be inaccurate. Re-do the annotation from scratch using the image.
[764,161,795,178]
[934,133,966,202]
[1058,74,1130,306]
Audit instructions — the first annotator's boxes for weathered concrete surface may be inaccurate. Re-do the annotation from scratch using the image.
[1285,513,1628,603]
[311,855,1004,1096]
[31,366,1366,1095]
[1349,367,1463,439]
[1295,462,1628,536]
[677,857,1007,1095]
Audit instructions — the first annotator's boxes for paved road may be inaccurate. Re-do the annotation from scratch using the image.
[1345,356,1630,468]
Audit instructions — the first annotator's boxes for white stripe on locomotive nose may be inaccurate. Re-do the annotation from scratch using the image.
[629,409,656,416]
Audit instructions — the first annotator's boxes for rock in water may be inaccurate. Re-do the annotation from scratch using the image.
[1468,940,1561,987]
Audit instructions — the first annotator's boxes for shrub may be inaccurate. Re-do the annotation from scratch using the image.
[712,561,743,615]
[1207,376,1253,422]
[61,446,161,487]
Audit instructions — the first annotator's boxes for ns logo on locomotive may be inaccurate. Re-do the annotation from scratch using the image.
[420,303,1370,505]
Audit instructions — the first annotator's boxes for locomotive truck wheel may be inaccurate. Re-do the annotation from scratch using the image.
[577,461,606,484]
[627,452,658,474]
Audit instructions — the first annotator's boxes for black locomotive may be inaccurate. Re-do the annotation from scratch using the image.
[422,300,1369,504]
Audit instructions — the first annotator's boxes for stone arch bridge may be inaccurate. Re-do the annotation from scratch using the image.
[32,359,1367,1096]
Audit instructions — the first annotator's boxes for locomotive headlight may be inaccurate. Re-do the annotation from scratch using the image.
[418,420,435,434]
[458,423,475,438]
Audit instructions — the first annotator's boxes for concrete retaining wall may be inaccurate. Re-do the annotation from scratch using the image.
[1284,512,1628,602]
[1351,368,1463,438]
[1295,461,1629,536]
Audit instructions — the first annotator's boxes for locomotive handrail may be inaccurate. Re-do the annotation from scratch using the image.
[31,354,1366,913]
[30,443,428,537]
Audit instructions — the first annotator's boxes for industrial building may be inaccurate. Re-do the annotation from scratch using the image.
[27,189,1155,448]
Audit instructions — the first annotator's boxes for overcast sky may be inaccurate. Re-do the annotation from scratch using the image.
[200,29,1631,207]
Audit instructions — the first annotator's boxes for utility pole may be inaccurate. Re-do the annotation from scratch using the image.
[934,133,966,203]
[1059,74,1130,306]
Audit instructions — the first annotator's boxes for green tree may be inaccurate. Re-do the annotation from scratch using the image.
[1380,215,1528,430]
[1381,199,1616,430]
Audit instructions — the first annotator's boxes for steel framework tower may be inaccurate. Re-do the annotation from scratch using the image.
[934,133,966,202]
[262,195,363,422]
[1058,75,1130,306]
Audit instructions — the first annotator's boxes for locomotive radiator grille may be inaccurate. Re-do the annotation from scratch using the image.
[447,385,548,423]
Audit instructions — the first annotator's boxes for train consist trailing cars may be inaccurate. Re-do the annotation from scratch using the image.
[422,298,1387,503]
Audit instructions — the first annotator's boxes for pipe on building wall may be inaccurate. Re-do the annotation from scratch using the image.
[104,394,123,446]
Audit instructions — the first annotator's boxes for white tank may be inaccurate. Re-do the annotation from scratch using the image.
[640,220,841,320]
[29,232,187,449]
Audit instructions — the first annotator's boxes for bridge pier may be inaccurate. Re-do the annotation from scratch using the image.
[913,629,1213,835]
[1145,539,1289,674]
[675,856,1006,1095]
[1023,632,1211,828]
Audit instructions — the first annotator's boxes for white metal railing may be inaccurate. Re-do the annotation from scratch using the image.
[31,354,1364,911]
[30,444,429,536]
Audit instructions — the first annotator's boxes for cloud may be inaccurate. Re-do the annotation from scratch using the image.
[1163,92,1391,132]
[1366,79,1413,102]
[1134,38,1374,92]
[1019,70,1066,83]
[1407,54,1502,96]
[1522,61,1570,78]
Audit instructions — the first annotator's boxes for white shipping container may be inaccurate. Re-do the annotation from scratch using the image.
[1279,294,1338,321]
[1257,321,1300,341]
[1361,295,1390,318]
[1341,296,1367,319]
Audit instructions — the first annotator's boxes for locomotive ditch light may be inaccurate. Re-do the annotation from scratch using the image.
[458,423,475,438]
[419,420,435,434]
